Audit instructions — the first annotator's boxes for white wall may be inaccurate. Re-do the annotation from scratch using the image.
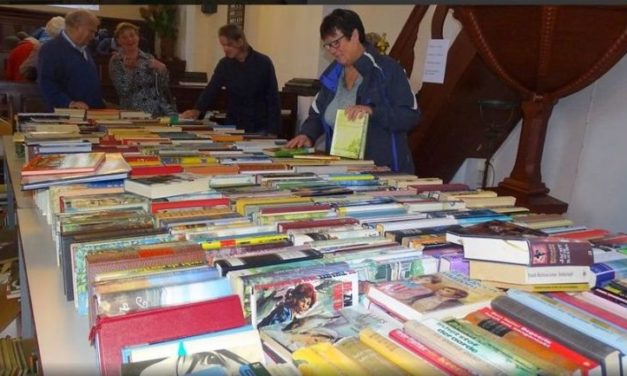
[489,54,627,232]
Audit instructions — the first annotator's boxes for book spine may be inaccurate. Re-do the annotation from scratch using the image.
[420,318,538,375]
[308,342,369,375]
[491,295,619,376]
[96,278,231,316]
[334,337,406,376]
[592,286,627,306]
[471,307,598,373]
[215,249,322,276]
[446,318,567,375]
[548,292,627,329]
[403,320,507,375]
[388,329,473,376]
[507,289,627,353]
[292,346,343,376]
[359,327,440,376]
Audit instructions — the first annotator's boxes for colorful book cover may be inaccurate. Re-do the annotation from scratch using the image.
[367,272,501,321]
[330,109,369,159]
[252,270,358,328]
[21,152,105,176]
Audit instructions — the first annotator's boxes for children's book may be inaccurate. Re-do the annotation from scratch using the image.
[330,109,368,159]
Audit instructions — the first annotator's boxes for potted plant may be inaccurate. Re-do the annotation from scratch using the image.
[139,5,178,61]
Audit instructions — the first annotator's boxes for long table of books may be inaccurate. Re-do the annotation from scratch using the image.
[3,136,99,374]
[7,111,627,376]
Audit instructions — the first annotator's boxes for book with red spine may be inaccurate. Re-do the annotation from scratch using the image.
[129,164,184,178]
[388,328,473,376]
[473,307,600,375]
[89,295,245,376]
[150,197,231,214]
[552,228,611,241]
[277,217,359,233]
[547,292,627,329]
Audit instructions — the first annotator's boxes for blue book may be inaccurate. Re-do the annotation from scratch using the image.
[507,289,627,354]
[590,258,627,287]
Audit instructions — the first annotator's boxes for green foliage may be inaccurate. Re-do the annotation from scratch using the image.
[139,5,178,39]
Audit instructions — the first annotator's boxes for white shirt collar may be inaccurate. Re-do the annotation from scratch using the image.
[62,30,88,60]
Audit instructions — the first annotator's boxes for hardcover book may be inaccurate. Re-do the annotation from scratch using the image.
[330,109,369,159]
[447,219,594,267]
[124,173,211,199]
[21,152,105,176]
[90,295,246,375]
[491,295,622,376]
[366,272,502,321]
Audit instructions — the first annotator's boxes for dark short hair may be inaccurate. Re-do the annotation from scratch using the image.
[320,8,366,44]
[218,24,247,45]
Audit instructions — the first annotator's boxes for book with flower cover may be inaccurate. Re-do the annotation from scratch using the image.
[21,152,105,176]
[330,109,369,159]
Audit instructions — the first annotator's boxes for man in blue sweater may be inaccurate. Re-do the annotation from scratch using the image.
[180,24,280,135]
[38,10,105,110]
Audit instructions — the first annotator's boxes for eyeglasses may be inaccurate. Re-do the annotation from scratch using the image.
[322,35,346,50]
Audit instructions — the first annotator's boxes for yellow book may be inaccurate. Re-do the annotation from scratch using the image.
[330,109,368,160]
[309,342,369,375]
[211,134,244,142]
[293,346,342,376]
[334,337,405,376]
[359,328,443,376]
[461,195,517,208]
[200,233,289,250]
[438,190,498,201]
[481,280,590,292]
[234,196,311,215]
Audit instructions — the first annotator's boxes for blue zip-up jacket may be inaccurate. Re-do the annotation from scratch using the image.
[37,34,105,111]
[299,44,420,173]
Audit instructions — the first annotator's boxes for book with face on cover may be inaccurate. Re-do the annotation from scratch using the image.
[330,109,369,159]
[366,272,502,321]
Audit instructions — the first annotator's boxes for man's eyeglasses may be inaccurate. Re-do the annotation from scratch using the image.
[322,35,346,50]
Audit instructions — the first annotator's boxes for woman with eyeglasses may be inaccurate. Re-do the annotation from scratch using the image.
[286,8,420,174]
[180,24,281,135]
[109,22,177,117]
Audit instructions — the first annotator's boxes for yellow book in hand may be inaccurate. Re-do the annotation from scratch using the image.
[359,327,444,376]
[330,109,368,160]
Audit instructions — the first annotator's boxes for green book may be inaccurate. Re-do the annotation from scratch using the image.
[330,109,369,159]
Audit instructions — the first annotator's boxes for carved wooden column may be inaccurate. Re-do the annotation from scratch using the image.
[454,5,627,213]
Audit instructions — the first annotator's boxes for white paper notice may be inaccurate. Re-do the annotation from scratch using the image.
[422,39,450,84]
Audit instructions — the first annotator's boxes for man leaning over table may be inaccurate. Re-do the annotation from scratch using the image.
[37,9,105,111]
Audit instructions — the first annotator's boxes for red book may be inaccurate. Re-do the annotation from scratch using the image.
[547,292,627,329]
[277,217,359,233]
[554,228,611,241]
[389,329,473,376]
[89,295,245,376]
[130,165,184,178]
[21,152,106,176]
[150,197,231,214]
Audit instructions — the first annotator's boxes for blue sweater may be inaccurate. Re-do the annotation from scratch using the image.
[299,44,420,173]
[195,47,280,134]
[37,34,105,110]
